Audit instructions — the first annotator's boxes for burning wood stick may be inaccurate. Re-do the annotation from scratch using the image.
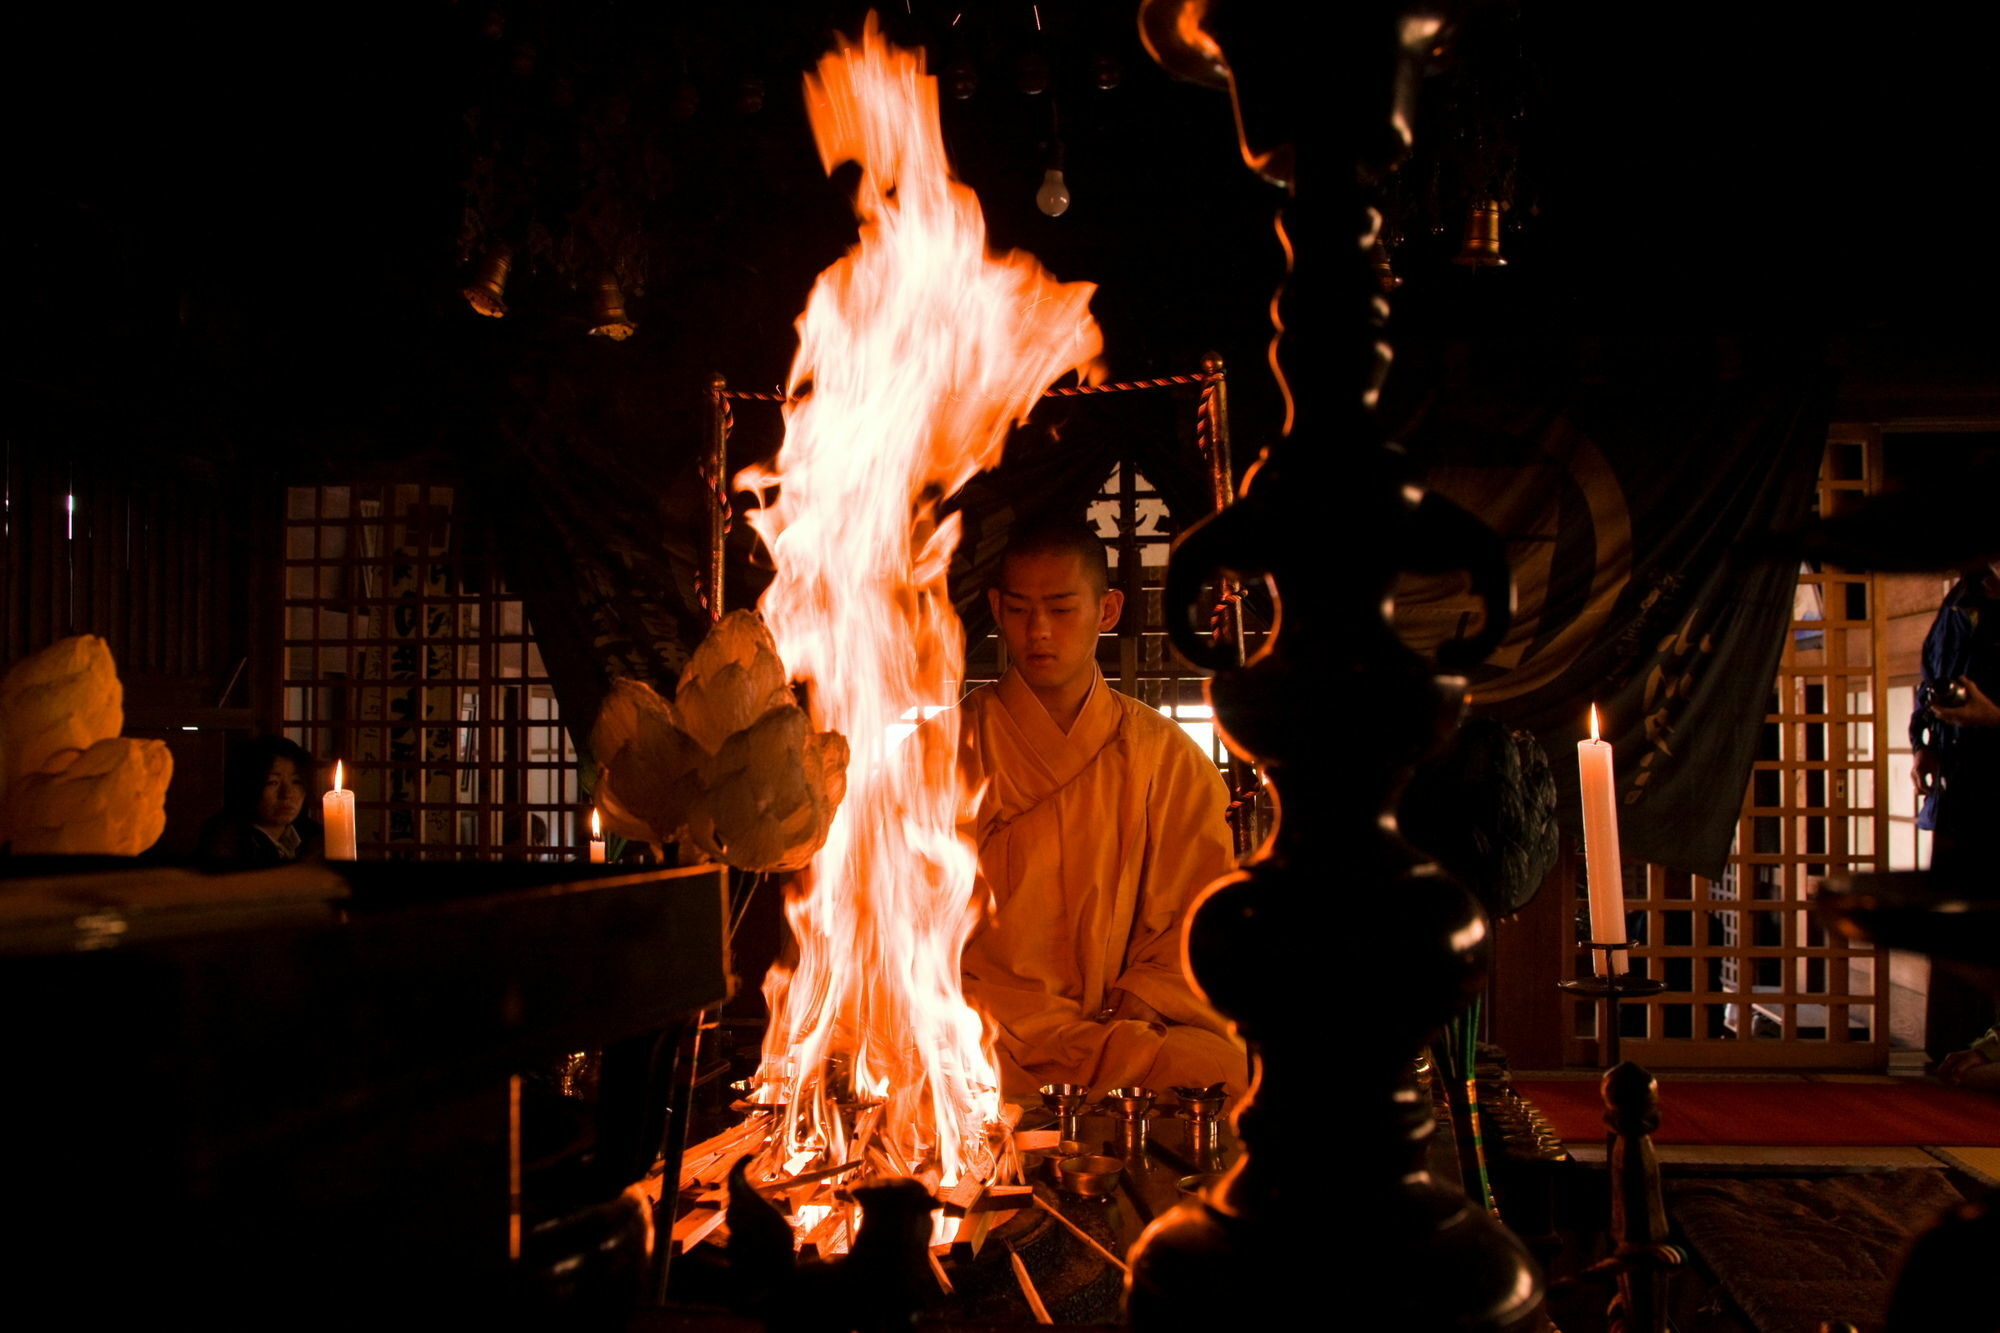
[968,1185,1035,1213]
[927,1250,956,1295]
[750,1158,863,1195]
[955,1202,1001,1258]
[1030,1191,1131,1274]
[937,1179,986,1214]
[687,1149,757,1192]
[680,1115,772,1170]
[803,1204,848,1256]
[848,1104,884,1170]
[1008,1248,1054,1324]
[670,1204,730,1254]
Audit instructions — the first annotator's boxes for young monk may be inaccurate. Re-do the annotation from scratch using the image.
[957,519,1246,1097]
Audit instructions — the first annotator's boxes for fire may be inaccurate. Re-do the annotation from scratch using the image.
[734,14,1102,1219]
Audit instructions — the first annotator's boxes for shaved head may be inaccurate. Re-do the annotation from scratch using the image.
[996,518,1110,596]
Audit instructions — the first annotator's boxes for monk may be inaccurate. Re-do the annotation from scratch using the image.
[956,519,1246,1097]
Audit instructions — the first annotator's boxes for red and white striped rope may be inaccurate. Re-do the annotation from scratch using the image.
[716,370,1220,405]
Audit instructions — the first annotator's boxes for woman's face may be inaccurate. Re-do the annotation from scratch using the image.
[256,758,305,829]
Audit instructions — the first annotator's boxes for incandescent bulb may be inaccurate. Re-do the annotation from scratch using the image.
[1035,167,1071,217]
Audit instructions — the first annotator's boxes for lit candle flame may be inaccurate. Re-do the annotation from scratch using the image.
[591,807,602,839]
[1588,703,1600,743]
[334,759,345,791]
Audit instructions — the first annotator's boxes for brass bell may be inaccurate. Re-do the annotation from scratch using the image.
[461,245,511,318]
[1451,199,1508,268]
[588,275,637,341]
[1370,239,1403,294]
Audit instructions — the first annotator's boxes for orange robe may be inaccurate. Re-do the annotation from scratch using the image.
[958,668,1246,1096]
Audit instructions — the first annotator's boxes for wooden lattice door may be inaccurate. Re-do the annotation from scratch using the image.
[1569,431,1892,1069]
[279,483,582,860]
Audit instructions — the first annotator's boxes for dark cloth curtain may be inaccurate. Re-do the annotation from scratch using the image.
[1383,338,1835,880]
[475,366,1223,760]
[470,358,724,748]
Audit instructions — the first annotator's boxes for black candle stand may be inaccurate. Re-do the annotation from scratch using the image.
[1556,944,1667,1068]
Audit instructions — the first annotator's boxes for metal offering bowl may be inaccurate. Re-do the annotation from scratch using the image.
[1056,1154,1125,1199]
[1040,1082,1091,1110]
[1101,1086,1159,1119]
[1170,1085,1227,1121]
[1176,1172,1224,1199]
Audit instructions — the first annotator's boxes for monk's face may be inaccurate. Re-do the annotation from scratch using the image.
[989,551,1123,696]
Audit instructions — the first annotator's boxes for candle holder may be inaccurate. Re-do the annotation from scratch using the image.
[1556,944,1667,1068]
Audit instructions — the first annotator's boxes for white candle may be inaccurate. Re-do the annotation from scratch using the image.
[1576,705,1629,975]
[324,760,358,861]
[588,807,606,864]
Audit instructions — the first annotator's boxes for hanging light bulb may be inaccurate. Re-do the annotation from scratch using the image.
[588,274,637,340]
[1040,138,1072,217]
[461,245,512,318]
[1036,167,1070,217]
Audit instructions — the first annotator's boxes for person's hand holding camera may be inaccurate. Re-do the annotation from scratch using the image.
[1932,677,2000,729]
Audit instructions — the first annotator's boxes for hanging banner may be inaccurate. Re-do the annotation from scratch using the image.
[1388,342,1835,879]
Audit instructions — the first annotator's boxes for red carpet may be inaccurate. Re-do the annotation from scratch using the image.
[1512,1078,2000,1146]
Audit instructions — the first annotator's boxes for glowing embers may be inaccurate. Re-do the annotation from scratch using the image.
[680,10,1102,1250]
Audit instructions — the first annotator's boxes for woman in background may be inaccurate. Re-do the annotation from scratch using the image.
[195,735,325,867]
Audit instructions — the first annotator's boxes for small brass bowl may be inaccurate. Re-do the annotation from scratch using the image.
[1056,1154,1124,1199]
[1176,1172,1224,1199]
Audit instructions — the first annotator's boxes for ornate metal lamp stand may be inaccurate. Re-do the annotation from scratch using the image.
[1127,3,1542,1327]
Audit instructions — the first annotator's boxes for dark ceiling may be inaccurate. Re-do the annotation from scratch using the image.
[10,2,2000,476]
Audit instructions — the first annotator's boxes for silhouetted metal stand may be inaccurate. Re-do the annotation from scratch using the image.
[1127,3,1542,1328]
[1556,944,1667,1068]
[1553,948,1675,1331]
[1554,1063,1683,1333]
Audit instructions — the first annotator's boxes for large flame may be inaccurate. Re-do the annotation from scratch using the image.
[738,16,1102,1196]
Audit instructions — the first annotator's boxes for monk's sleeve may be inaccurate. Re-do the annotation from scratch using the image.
[1110,736,1239,1041]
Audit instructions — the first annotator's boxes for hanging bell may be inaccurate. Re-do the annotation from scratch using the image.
[588,274,637,341]
[945,58,977,101]
[461,245,512,318]
[1370,239,1402,294]
[1451,199,1508,268]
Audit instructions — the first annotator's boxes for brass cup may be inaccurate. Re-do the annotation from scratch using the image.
[1102,1086,1158,1120]
[1041,1082,1091,1141]
[1056,1154,1124,1199]
[1176,1172,1224,1199]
